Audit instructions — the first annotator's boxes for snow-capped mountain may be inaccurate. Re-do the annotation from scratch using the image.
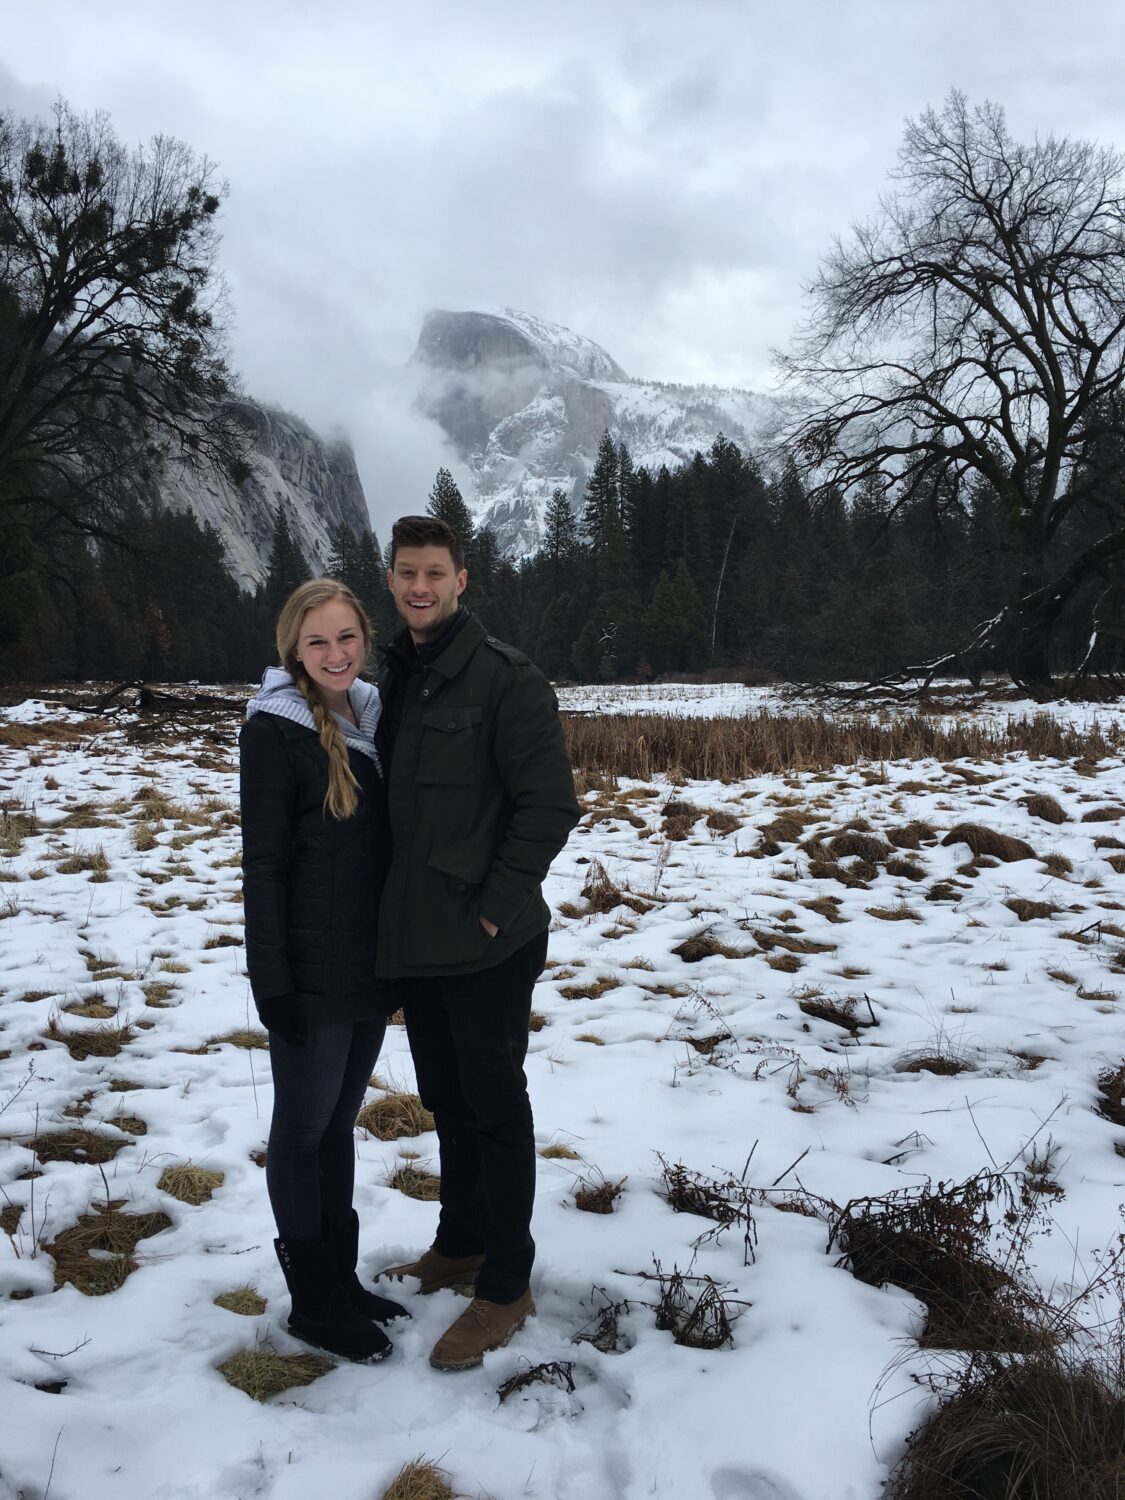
[157,402,371,590]
[411,308,778,556]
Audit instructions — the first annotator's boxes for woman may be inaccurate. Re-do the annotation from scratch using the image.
[240,578,406,1363]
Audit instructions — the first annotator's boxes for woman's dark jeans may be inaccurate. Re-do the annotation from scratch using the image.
[402,931,548,1304]
[266,1017,386,1241]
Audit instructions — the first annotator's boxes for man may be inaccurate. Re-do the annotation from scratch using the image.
[375,514,580,1371]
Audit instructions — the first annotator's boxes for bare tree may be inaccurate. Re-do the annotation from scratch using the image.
[776,91,1125,690]
[0,100,249,555]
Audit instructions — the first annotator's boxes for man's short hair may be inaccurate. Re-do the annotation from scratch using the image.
[389,515,466,572]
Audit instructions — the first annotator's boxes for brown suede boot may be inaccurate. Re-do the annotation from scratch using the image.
[380,1247,485,1295]
[429,1289,535,1371]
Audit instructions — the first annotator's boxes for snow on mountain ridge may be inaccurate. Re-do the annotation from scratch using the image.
[412,308,778,557]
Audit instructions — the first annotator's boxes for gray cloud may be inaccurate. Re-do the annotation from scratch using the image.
[4,0,1125,531]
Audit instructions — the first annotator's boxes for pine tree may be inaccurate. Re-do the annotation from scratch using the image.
[579,432,620,552]
[427,467,475,561]
[672,558,709,670]
[541,487,580,593]
[263,506,309,616]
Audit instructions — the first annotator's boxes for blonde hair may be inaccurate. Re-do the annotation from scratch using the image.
[276,579,373,820]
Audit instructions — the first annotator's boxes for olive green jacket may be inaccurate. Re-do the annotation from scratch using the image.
[374,613,580,977]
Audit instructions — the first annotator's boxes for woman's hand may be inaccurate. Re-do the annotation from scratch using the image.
[256,993,307,1047]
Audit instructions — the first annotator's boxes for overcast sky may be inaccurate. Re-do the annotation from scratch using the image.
[4,0,1125,532]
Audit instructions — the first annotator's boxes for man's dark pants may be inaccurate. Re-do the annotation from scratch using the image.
[402,930,548,1304]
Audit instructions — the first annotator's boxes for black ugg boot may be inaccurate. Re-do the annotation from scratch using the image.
[274,1237,393,1363]
[328,1211,410,1325]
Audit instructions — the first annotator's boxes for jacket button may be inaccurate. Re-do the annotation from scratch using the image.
[456,882,467,892]
[447,720,456,729]
[421,688,430,698]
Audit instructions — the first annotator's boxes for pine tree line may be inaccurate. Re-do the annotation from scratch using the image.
[3,433,1116,684]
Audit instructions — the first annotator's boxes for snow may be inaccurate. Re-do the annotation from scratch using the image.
[0,687,1122,1499]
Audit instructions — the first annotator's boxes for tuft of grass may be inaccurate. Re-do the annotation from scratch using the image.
[142,982,175,1007]
[540,1142,582,1160]
[24,1128,126,1165]
[1006,897,1062,921]
[528,1009,549,1032]
[800,896,848,923]
[47,1202,173,1295]
[896,1050,976,1077]
[64,998,117,1020]
[203,932,243,950]
[885,1340,1124,1500]
[380,1457,458,1500]
[356,1090,434,1140]
[0,807,39,856]
[158,1163,225,1205]
[44,1018,134,1060]
[1081,805,1125,823]
[940,824,1038,863]
[217,1343,334,1402]
[1,1203,23,1235]
[559,976,622,998]
[18,989,56,1003]
[55,846,110,878]
[388,1164,441,1200]
[865,904,922,922]
[751,928,835,954]
[672,930,745,963]
[1022,792,1069,824]
[1095,1063,1125,1127]
[214,1286,268,1316]
[207,1028,269,1050]
[575,1032,605,1045]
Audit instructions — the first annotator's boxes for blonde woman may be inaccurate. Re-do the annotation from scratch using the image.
[240,578,406,1363]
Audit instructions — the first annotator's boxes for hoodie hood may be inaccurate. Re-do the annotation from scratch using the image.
[246,668,382,767]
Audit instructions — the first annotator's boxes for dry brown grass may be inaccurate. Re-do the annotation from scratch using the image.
[940,824,1039,862]
[44,1018,134,1060]
[561,710,1124,779]
[47,1201,173,1295]
[203,932,243,949]
[866,905,923,922]
[541,1142,582,1160]
[55,847,110,877]
[1022,792,1069,824]
[356,1090,435,1140]
[217,1343,334,1402]
[800,895,848,923]
[21,1127,126,1165]
[214,1286,268,1315]
[64,998,117,1019]
[672,930,746,962]
[1096,1063,1125,1126]
[158,1164,225,1205]
[751,928,836,954]
[207,1028,269,1050]
[559,976,622,998]
[887,821,939,849]
[388,1164,441,1200]
[1005,897,1062,922]
[1081,805,1125,822]
[380,1458,458,1500]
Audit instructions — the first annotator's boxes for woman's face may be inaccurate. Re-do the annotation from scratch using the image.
[297,600,364,700]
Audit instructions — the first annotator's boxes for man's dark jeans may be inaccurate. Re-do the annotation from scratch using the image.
[402,930,548,1304]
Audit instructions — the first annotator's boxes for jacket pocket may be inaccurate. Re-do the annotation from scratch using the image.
[416,705,483,785]
[427,844,491,886]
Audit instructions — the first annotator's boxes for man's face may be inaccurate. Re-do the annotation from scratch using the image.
[388,544,468,641]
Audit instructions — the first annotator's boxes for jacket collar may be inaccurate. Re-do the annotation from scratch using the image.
[383,610,485,681]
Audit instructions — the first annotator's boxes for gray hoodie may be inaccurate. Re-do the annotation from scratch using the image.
[246,667,382,770]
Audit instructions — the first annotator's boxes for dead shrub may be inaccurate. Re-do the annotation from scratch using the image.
[356,1091,434,1140]
[1043,852,1075,876]
[574,1173,626,1214]
[580,858,623,912]
[659,1156,757,1263]
[644,1262,748,1350]
[497,1360,576,1404]
[1005,898,1062,922]
[1022,793,1069,824]
[705,808,742,834]
[896,1049,976,1076]
[47,1201,173,1295]
[798,992,877,1033]
[218,1343,334,1402]
[158,1164,225,1205]
[941,824,1039,862]
[828,1173,1033,1349]
[214,1286,267,1315]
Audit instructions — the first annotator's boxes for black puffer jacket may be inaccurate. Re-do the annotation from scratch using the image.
[239,713,391,1025]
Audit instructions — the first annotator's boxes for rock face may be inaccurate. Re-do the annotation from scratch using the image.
[412,307,777,556]
[158,401,370,590]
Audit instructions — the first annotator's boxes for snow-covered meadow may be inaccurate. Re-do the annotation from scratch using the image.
[0,685,1123,1500]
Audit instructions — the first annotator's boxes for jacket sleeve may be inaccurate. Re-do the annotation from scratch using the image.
[479,663,581,932]
[239,715,297,1001]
